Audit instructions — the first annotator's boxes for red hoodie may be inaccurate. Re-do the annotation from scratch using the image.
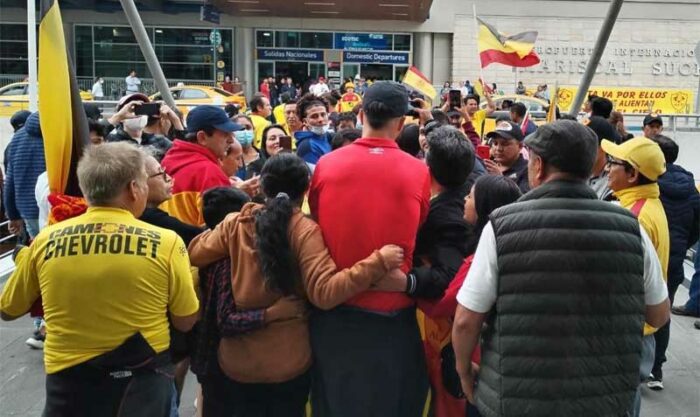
[160,140,230,226]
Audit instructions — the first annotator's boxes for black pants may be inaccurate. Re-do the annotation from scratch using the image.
[652,264,685,377]
[43,362,173,417]
[201,370,310,417]
[310,306,429,417]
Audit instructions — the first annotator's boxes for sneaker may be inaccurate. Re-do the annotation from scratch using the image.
[671,305,700,317]
[25,330,45,350]
[647,374,664,391]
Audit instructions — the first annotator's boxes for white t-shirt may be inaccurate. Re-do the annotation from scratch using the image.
[457,222,668,313]
[310,82,330,97]
[35,171,50,231]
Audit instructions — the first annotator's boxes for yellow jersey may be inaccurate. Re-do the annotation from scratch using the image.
[0,207,199,374]
[471,109,487,139]
[251,114,271,149]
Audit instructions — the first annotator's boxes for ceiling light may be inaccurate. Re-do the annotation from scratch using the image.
[310,11,339,14]
[155,29,163,33]
[228,1,259,3]
[379,3,410,7]
[304,2,335,5]
[240,8,269,12]
[392,12,409,16]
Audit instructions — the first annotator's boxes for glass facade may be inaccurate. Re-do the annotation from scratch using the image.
[73,25,234,82]
[0,23,34,76]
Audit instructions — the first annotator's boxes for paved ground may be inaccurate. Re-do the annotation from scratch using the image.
[1,272,699,416]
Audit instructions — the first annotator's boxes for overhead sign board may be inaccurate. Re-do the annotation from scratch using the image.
[342,51,409,64]
[335,33,391,51]
[257,48,324,62]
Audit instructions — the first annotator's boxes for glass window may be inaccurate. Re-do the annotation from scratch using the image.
[179,88,209,99]
[0,84,28,96]
[0,24,27,41]
[256,30,273,47]
[155,45,214,63]
[300,32,332,49]
[394,34,411,51]
[275,31,299,48]
[95,62,151,78]
[0,42,28,59]
[155,28,212,46]
[0,60,28,76]
[394,65,409,82]
[161,64,212,81]
[75,25,93,77]
[93,26,139,44]
[342,63,360,81]
[309,63,326,80]
[94,44,145,62]
[257,62,274,88]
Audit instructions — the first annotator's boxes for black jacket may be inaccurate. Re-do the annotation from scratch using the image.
[139,207,204,246]
[658,163,700,283]
[409,183,477,298]
[502,155,529,194]
[107,128,173,155]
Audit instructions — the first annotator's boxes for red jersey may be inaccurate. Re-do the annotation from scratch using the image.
[309,137,431,312]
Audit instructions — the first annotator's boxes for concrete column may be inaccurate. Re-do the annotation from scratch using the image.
[432,33,452,87]
[413,32,433,81]
[235,27,255,99]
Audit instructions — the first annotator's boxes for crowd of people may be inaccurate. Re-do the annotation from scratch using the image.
[0,74,699,417]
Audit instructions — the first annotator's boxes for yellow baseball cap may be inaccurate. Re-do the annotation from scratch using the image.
[601,137,666,180]
[344,82,355,89]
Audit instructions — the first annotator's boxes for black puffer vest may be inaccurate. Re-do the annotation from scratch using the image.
[476,180,645,417]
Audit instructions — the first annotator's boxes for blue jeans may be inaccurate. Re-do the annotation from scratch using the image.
[683,249,700,314]
[22,218,40,239]
[628,335,656,417]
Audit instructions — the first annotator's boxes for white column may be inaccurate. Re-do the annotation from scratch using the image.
[27,0,38,112]
[235,27,255,99]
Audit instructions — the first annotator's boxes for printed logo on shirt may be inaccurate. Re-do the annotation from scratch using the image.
[368,147,384,155]
[44,223,162,261]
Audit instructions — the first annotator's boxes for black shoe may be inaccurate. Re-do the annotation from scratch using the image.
[671,305,700,317]
[694,320,700,330]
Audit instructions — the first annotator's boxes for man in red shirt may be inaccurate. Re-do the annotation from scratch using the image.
[309,81,431,417]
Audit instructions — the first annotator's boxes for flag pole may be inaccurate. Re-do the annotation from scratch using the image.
[472,2,486,90]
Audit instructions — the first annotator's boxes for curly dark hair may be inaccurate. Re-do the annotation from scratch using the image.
[255,153,311,295]
[296,93,329,120]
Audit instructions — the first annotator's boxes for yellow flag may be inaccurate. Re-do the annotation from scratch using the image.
[402,66,437,103]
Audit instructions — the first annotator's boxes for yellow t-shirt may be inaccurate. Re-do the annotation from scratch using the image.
[273,104,287,132]
[251,114,271,150]
[0,207,199,374]
[471,109,487,139]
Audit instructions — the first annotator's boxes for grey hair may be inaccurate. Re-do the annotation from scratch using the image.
[77,142,148,206]
[426,125,469,149]
[142,145,166,163]
[232,114,253,125]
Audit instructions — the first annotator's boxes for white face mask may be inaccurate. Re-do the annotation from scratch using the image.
[123,115,148,131]
[309,125,328,136]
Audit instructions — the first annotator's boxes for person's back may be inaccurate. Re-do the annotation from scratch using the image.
[453,121,669,417]
[308,81,430,417]
[4,112,46,238]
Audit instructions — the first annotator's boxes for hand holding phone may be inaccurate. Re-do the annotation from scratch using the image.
[134,103,161,117]
[449,90,462,110]
[279,135,293,151]
[476,145,491,160]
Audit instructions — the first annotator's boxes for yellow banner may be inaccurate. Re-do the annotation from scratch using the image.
[556,86,695,114]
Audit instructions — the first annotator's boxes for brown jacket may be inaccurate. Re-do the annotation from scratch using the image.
[188,202,390,383]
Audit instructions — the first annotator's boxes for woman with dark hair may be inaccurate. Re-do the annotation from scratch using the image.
[397,124,422,158]
[416,175,521,417]
[246,124,288,178]
[188,153,404,417]
[609,111,634,142]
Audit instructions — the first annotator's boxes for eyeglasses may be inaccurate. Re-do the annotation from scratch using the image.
[148,171,169,181]
[606,156,627,167]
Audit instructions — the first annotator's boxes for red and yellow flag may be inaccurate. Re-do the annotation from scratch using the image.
[39,0,89,198]
[477,17,540,68]
[402,66,437,103]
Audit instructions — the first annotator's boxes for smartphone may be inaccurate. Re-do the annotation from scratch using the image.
[476,144,491,160]
[448,90,462,110]
[279,135,293,151]
[134,103,161,116]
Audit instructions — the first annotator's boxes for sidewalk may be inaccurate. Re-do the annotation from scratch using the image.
[1,283,699,416]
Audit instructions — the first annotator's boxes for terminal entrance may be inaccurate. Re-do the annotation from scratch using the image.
[359,64,394,81]
[274,61,311,85]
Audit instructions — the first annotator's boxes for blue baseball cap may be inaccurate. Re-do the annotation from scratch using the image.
[186,105,242,133]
